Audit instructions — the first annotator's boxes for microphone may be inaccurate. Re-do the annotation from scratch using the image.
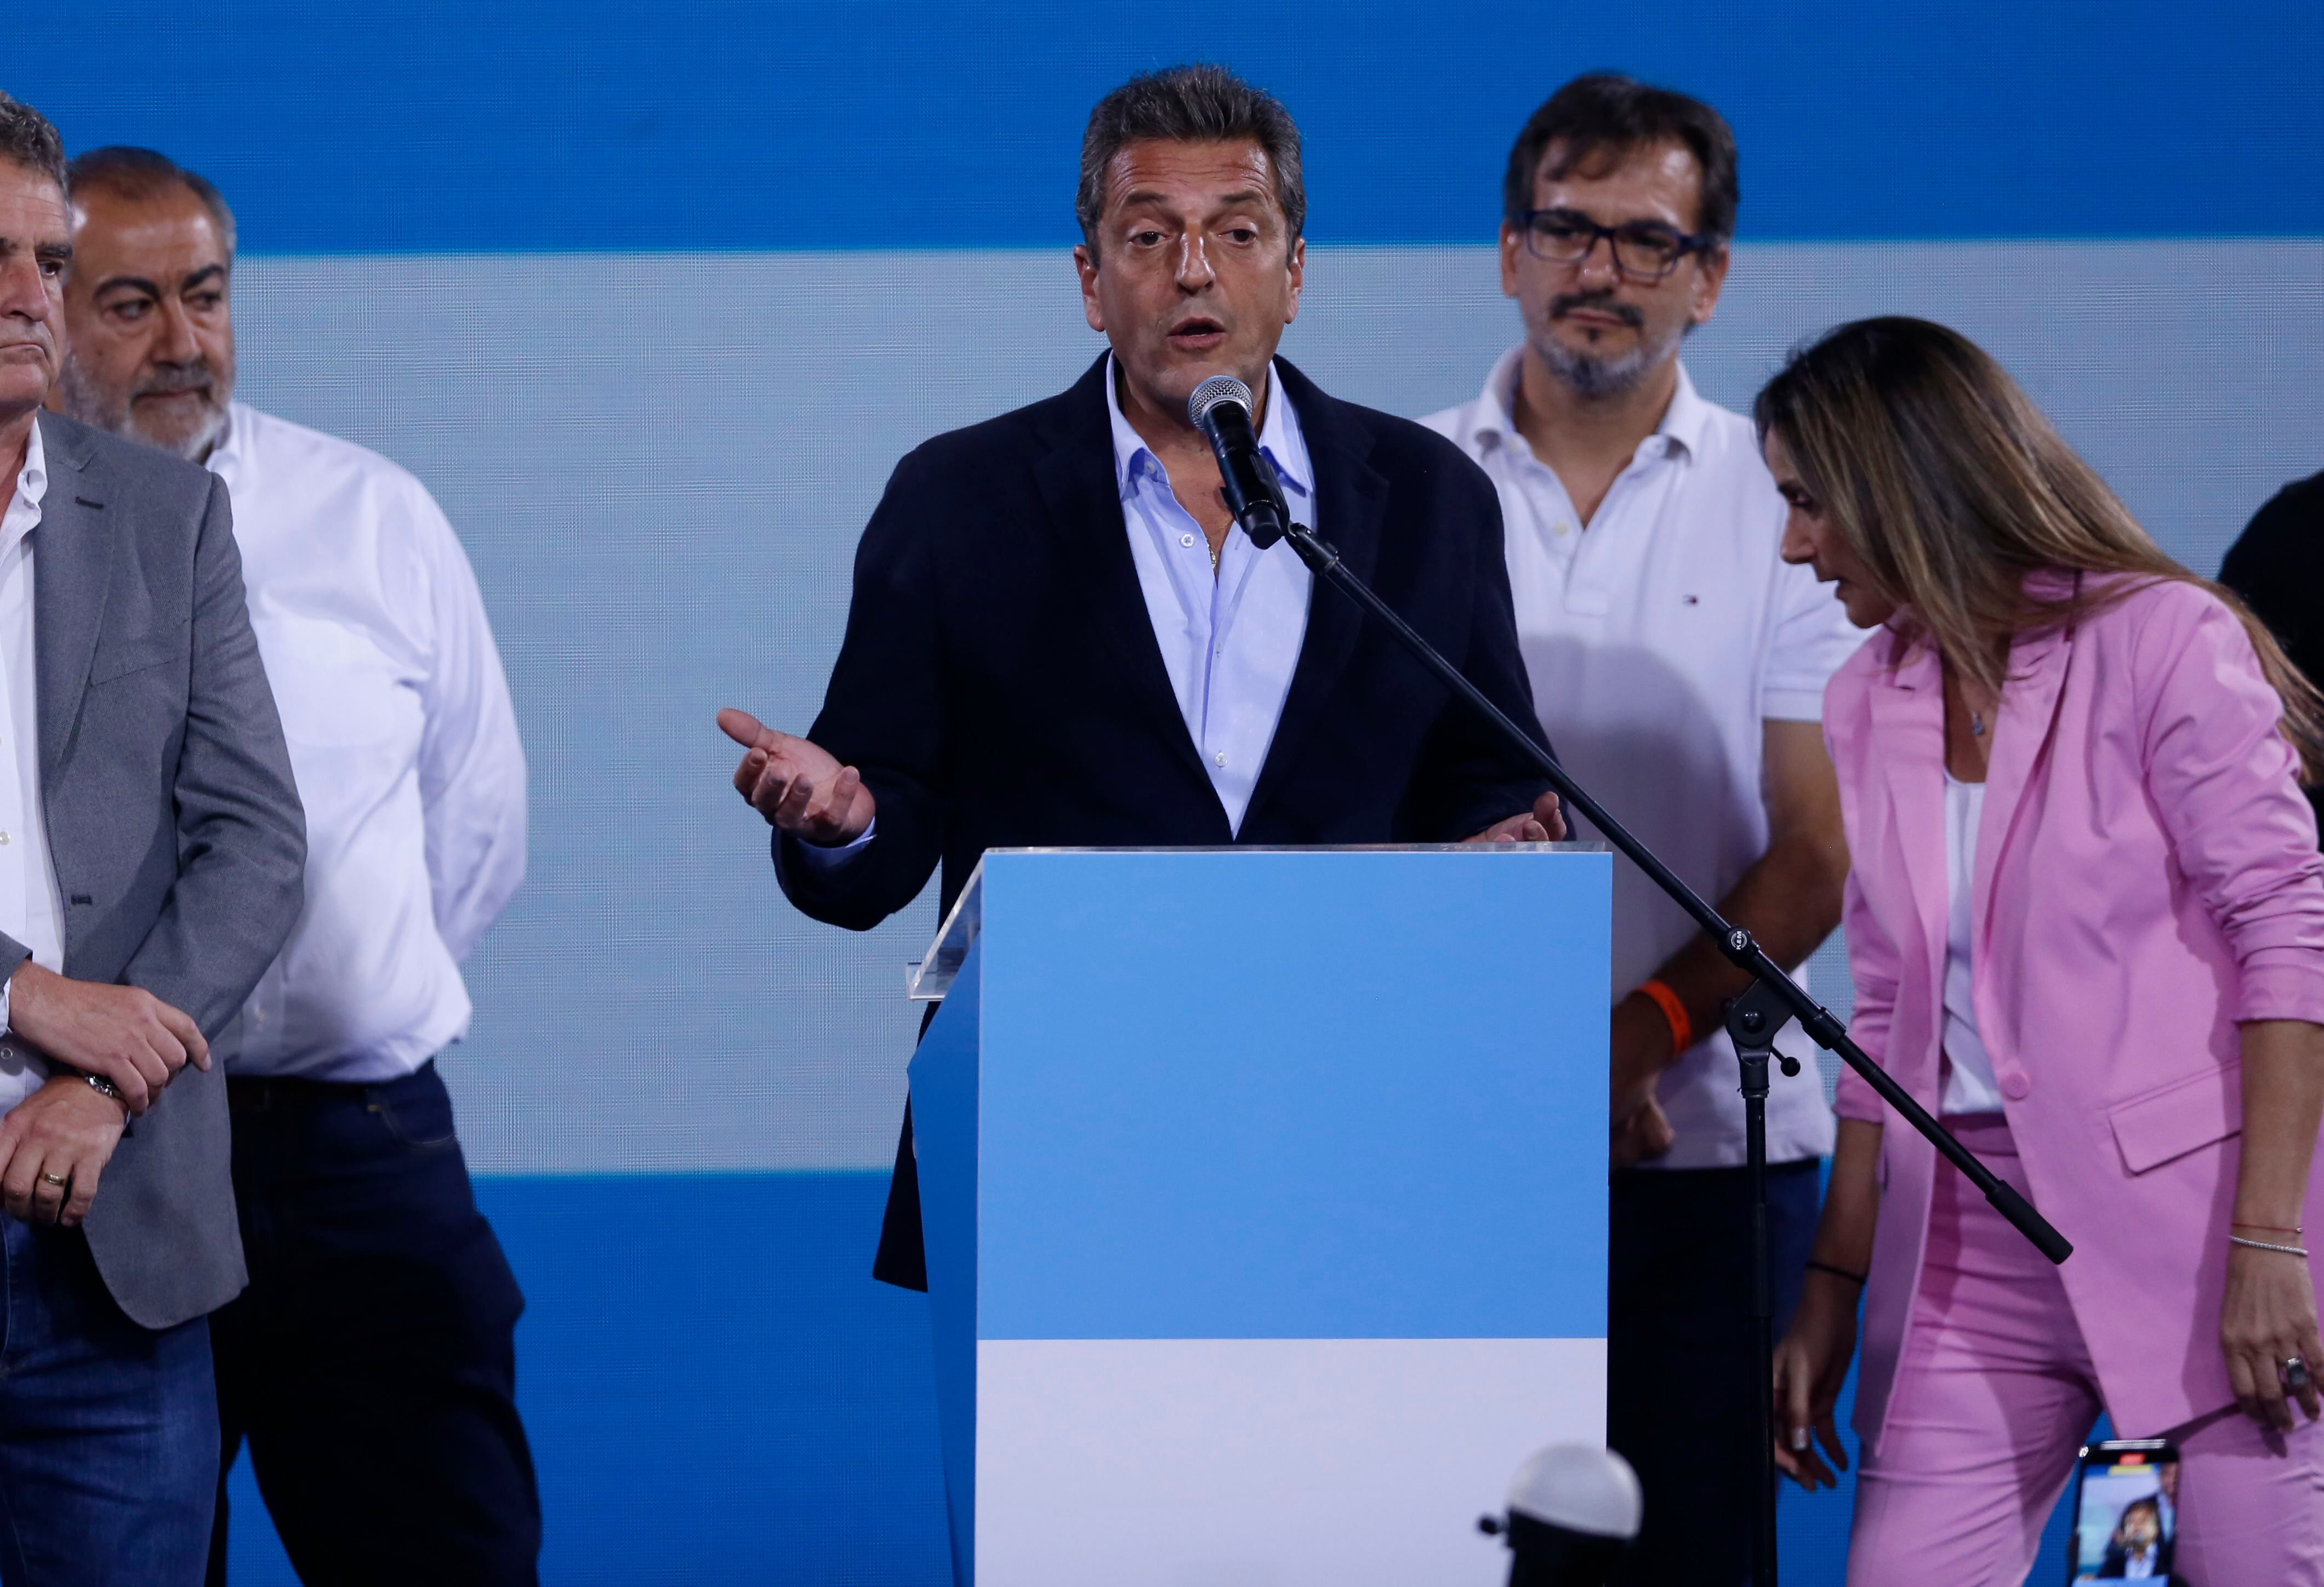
[1187,375,1291,549]
[1477,1444,1643,1587]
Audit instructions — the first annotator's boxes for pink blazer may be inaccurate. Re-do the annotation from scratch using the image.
[1825,576,2324,1445]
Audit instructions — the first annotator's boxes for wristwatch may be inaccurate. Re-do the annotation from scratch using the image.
[80,1070,131,1127]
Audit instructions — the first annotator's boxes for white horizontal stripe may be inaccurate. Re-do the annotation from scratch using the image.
[225,241,2323,1173]
[973,1337,1604,1585]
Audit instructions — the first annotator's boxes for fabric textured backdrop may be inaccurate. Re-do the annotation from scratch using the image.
[10,5,2318,1579]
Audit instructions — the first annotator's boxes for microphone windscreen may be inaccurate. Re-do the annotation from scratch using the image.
[1188,375,1254,429]
[1506,1445,1644,1541]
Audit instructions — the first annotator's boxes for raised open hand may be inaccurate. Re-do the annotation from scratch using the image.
[716,708,876,847]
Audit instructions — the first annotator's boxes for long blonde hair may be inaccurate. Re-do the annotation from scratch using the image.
[1755,316,2324,780]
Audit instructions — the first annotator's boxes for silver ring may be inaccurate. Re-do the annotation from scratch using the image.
[2285,1356,2312,1392]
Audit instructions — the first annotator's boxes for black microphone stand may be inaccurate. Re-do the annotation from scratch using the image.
[1272,518,2072,1587]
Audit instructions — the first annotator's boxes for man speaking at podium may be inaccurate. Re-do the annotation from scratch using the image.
[720,64,1564,1288]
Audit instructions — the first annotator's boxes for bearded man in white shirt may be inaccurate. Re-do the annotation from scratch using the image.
[53,147,537,1586]
[1423,76,1867,1586]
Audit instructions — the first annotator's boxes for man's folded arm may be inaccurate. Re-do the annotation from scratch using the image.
[121,476,307,1032]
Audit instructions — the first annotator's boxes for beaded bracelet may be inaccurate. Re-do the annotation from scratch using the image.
[2229,1234,2311,1259]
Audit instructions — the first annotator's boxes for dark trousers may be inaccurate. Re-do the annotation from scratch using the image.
[0,1220,217,1586]
[206,1061,540,1586]
[873,1000,944,1292]
[873,1102,927,1291]
[1607,1158,1821,1587]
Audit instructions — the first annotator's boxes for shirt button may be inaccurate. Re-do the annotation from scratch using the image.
[1214,752,1228,768]
[1180,534,1197,548]
[2000,1071,2032,1101]
[0,831,11,846]
[1554,522,1572,536]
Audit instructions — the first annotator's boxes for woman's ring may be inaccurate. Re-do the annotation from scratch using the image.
[2284,1356,2312,1393]
[38,1172,67,1188]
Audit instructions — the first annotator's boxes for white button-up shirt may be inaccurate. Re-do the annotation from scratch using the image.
[0,420,67,1117]
[1426,351,1868,1168]
[1106,357,1314,833]
[210,403,526,1082]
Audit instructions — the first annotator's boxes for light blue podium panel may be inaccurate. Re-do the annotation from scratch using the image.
[907,846,1611,1587]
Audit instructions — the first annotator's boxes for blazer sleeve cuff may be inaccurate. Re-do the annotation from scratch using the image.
[783,820,878,873]
[2235,958,2324,1026]
[1441,780,1556,844]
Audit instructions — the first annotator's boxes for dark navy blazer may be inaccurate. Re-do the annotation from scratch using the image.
[773,354,1554,1285]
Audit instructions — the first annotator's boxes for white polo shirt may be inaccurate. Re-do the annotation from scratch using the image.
[1425,350,1869,1168]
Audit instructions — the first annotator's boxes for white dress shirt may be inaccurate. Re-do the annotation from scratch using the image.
[1939,772,2005,1114]
[0,420,67,1118]
[209,403,526,1082]
[795,359,1316,866]
[1426,351,1869,1168]
[1106,357,1314,833]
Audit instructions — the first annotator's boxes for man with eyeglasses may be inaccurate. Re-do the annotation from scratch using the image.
[1425,75,1866,1584]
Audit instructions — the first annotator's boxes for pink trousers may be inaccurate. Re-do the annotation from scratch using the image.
[1845,1116,2324,1586]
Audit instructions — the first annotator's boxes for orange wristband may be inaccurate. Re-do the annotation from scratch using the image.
[1637,979,1693,1056]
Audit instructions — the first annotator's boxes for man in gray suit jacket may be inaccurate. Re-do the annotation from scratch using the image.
[0,93,305,1585]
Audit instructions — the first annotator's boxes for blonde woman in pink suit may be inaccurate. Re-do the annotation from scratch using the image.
[1758,317,2324,1584]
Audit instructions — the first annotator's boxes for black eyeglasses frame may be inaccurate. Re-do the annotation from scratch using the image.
[1509,207,1720,282]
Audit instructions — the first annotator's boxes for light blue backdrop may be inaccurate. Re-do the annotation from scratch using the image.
[10,5,2321,1580]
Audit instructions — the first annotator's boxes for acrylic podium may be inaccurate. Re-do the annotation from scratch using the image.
[905,846,1612,1586]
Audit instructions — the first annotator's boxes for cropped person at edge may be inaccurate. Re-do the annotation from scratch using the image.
[0,92,306,1587]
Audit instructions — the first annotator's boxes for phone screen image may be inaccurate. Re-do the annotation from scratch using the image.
[2067,1442,2179,1582]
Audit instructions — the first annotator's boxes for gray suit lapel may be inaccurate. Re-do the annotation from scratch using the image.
[31,413,115,784]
